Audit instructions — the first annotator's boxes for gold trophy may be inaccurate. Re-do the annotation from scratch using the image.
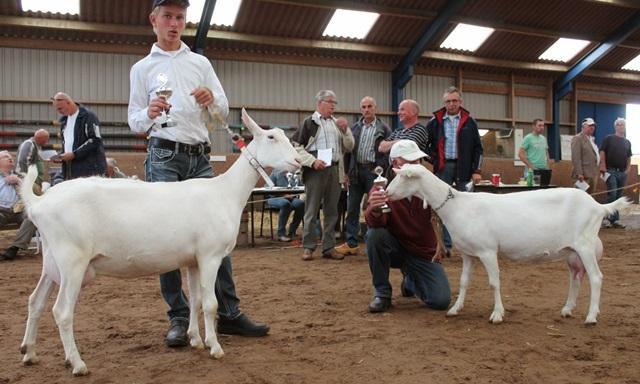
[373,166,391,213]
[155,73,176,128]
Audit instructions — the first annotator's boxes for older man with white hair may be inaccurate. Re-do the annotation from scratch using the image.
[364,140,451,313]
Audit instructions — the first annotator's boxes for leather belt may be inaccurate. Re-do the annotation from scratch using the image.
[608,167,625,172]
[148,137,211,156]
[445,159,457,162]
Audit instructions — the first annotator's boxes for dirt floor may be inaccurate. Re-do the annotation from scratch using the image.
[1,209,639,384]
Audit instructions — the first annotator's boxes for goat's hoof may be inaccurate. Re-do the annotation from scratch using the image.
[210,348,225,359]
[190,339,205,349]
[584,317,598,325]
[19,344,28,355]
[72,362,89,376]
[560,308,573,318]
[446,308,460,317]
[22,354,38,366]
[489,314,504,324]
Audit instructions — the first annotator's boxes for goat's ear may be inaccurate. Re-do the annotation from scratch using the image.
[241,108,264,137]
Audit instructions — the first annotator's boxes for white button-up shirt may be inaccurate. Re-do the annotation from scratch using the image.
[128,42,229,145]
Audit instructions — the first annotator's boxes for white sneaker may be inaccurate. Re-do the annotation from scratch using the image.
[278,235,292,242]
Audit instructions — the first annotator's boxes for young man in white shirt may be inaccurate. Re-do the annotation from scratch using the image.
[128,0,268,347]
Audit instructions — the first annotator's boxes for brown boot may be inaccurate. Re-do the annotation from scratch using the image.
[321,249,344,260]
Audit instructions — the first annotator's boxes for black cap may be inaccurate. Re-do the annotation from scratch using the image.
[152,0,190,8]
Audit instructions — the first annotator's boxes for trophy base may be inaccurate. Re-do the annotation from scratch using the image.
[381,206,391,214]
[159,121,177,128]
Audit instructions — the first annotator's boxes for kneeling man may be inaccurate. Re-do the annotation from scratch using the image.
[365,140,451,313]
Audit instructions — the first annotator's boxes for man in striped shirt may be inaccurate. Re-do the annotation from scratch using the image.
[336,96,391,256]
[379,99,430,155]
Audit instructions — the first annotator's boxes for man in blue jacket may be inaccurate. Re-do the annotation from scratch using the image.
[51,92,107,180]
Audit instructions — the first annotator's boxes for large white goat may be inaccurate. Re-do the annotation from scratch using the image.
[386,164,630,325]
[19,109,301,376]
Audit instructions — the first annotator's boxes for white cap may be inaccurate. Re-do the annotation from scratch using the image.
[582,117,596,126]
[390,140,428,161]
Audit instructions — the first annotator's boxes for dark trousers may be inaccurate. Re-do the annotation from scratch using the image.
[435,160,467,249]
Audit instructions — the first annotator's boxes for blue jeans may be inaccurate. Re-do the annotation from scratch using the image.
[266,197,304,237]
[344,166,377,247]
[436,161,467,250]
[146,146,241,321]
[606,170,627,224]
[366,227,451,310]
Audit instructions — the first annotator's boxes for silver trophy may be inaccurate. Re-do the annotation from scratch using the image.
[373,166,391,213]
[286,172,293,188]
[154,73,177,128]
[293,171,300,188]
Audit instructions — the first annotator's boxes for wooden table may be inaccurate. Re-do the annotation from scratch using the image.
[473,183,558,194]
[247,186,305,246]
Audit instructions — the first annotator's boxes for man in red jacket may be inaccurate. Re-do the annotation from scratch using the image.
[364,140,451,313]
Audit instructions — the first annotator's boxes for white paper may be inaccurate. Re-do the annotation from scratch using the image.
[317,148,333,166]
[600,172,610,182]
[575,180,590,191]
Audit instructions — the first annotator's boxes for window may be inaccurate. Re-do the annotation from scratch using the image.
[322,9,379,40]
[538,38,590,62]
[440,23,494,52]
[21,0,79,14]
[186,0,242,26]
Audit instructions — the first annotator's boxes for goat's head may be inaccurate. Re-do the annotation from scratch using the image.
[386,164,430,208]
[241,108,301,172]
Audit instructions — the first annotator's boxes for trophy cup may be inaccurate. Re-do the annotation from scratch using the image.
[286,172,293,188]
[155,73,177,128]
[293,171,301,188]
[373,166,391,213]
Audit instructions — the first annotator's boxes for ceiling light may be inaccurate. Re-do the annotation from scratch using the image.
[323,9,380,40]
[187,0,242,26]
[440,23,495,52]
[538,38,590,62]
[21,0,79,14]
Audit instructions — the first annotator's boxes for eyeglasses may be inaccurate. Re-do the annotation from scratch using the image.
[322,99,338,105]
[444,99,460,104]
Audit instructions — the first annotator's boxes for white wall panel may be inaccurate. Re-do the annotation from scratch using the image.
[464,92,508,120]
[515,96,546,121]
[404,75,456,114]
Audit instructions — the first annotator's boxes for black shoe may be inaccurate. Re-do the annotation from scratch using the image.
[217,313,269,337]
[0,246,19,261]
[400,275,414,298]
[165,317,189,347]
[368,297,391,313]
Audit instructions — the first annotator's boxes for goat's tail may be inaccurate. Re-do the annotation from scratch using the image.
[601,196,633,218]
[20,164,40,209]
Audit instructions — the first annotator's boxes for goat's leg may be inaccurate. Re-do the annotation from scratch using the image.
[477,254,504,324]
[21,272,56,365]
[52,261,89,376]
[576,246,603,325]
[186,267,204,349]
[561,253,583,318]
[447,254,474,317]
[198,258,224,358]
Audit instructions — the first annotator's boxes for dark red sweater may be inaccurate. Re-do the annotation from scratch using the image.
[365,192,437,259]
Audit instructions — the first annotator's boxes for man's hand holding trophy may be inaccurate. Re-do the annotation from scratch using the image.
[373,166,391,213]
[150,73,176,128]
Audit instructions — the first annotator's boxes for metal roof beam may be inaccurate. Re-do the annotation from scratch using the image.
[554,10,640,100]
[391,0,466,129]
[192,0,216,55]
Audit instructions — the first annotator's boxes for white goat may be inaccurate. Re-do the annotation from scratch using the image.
[386,164,630,325]
[19,109,301,376]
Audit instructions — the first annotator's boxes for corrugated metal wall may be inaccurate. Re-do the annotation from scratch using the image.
[0,46,606,156]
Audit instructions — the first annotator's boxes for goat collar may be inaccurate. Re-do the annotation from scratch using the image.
[433,188,454,211]
[232,135,275,188]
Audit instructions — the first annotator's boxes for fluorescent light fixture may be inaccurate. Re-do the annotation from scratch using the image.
[21,0,79,14]
[538,38,590,62]
[478,129,489,137]
[440,23,495,52]
[323,9,380,39]
[187,0,242,26]
[622,54,640,71]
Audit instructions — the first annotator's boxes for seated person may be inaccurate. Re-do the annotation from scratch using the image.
[266,170,304,242]
[0,151,38,261]
[365,140,451,313]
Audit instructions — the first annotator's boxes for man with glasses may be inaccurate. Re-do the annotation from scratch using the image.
[426,86,483,253]
[293,90,354,261]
